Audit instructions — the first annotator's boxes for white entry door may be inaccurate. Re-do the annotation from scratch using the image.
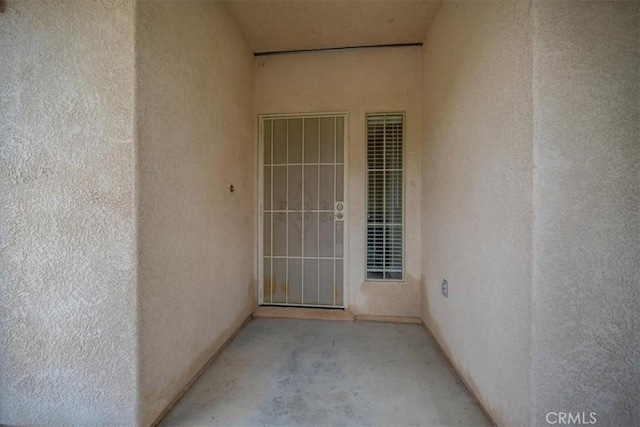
[259,113,348,308]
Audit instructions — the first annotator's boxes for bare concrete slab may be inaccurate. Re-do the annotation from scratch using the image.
[160,318,491,426]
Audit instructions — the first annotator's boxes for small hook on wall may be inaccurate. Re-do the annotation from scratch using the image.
[229,184,235,193]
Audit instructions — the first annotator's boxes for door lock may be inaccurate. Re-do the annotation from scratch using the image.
[335,202,345,221]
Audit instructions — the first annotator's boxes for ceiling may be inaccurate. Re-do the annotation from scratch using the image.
[223,0,441,53]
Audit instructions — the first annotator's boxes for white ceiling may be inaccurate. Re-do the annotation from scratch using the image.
[223,0,441,53]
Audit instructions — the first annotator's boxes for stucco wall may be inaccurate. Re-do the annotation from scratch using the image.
[420,2,533,425]
[255,47,423,317]
[0,0,138,425]
[532,1,640,425]
[136,1,257,424]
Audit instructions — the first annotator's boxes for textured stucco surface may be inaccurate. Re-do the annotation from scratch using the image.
[3,1,638,424]
[136,1,257,425]
[225,0,440,53]
[255,47,423,318]
[0,0,138,425]
[531,1,640,425]
[420,2,533,425]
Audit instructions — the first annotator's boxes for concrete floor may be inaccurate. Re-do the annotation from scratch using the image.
[160,317,491,427]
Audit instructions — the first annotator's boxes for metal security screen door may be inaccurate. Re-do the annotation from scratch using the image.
[259,113,348,307]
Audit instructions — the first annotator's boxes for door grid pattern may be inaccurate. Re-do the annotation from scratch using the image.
[261,115,346,307]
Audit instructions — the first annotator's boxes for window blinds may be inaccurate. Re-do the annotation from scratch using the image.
[366,114,403,281]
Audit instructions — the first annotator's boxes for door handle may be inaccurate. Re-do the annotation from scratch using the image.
[335,202,345,221]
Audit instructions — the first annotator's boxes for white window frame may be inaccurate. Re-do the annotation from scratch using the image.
[364,112,406,283]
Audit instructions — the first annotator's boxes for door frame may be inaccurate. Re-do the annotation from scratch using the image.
[257,111,350,308]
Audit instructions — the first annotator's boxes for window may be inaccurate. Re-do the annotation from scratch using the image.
[366,113,404,281]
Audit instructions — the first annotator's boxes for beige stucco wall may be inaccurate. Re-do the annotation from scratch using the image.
[420,2,533,425]
[136,1,257,424]
[3,1,637,425]
[255,47,423,317]
[532,1,640,425]
[0,0,138,425]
